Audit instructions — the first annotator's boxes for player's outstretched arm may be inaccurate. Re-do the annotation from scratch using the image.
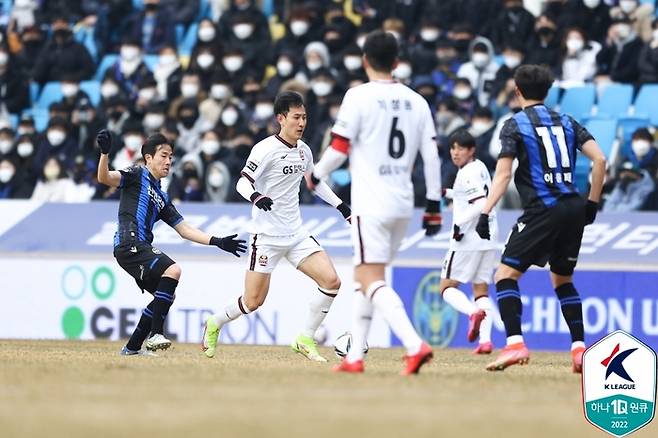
[581,139,607,224]
[174,221,247,257]
[476,157,513,240]
[306,175,351,222]
[308,135,349,190]
[96,129,122,188]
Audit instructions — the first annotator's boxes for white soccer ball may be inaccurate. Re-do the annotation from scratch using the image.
[333,332,369,358]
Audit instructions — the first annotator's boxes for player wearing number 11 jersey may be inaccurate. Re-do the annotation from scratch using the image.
[475,65,607,373]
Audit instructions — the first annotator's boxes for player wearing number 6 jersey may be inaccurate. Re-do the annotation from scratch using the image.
[475,65,607,373]
[309,30,442,375]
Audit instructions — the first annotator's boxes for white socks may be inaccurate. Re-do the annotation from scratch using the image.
[507,335,524,346]
[302,287,337,338]
[366,281,422,355]
[475,296,493,344]
[442,287,478,316]
[346,288,373,363]
[572,341,586,351]
[213,295,250,327]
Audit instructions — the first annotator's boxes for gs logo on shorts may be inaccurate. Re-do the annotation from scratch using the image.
[258,255,268,267]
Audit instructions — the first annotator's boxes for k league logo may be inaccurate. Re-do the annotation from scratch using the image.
[582,330,657,437]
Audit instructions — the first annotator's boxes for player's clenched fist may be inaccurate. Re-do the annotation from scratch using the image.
[96,129,112,154]
[422,199,442,236]
[250,192,274,211]
[475,213,490,240]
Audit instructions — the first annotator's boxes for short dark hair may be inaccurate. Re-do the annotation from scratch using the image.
[363,30,398,72]
[448,129,476,149]
[632,128,652,141]
[141,133,172,159]
[274,91,304,116]
[514,64,554,101]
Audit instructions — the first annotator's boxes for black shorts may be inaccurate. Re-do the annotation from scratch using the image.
[501,195,586,275]
[113,242,175,293]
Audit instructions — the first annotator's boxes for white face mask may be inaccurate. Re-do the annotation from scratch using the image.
[290,20,309,36]
[306,59,322,71]
[0,52,9,66]
[201,139,220,155]
[453,86,472,100]
[101,82,119,98]
[233,23,254,40]
[197,53,215,69]
[143,113,165,130]
[138,87,156,101]
[254,103,274,120]
[207,170,224,188]
[198,26,216,42]
[181,83,199,98]
[619,0,637,14]
[356,35,366,49]
[632,140,651,158]
[566,38,585,53]
[503,55,521,69]
[277,60,293,76]
[420,28,440,42]
[343,56,362,71]
[470,120,493,137]
[0,139,12,154]
[223,56,243,72]
[221,108,239,126]
[47,130,66,146]
[653,29,658,41]
[392,63,412,80]
[617,24,632,40]
[472,52,489,68]
[17,142,34,157]
[311,81,332,97]
[583,0,600,9]
[61,83,79,98]
[159,54,178,66]
[120,46,140,62]
[124,135,142,152]
[211,84,231,100]
[44,165,60,180]
[0,167,13,183]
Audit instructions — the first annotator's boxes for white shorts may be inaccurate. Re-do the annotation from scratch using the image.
[247,232,323,274]
[441,250,497,284]
[352,216,410,265]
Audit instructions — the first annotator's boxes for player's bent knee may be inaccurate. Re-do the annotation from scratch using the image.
[243,295,263,312]
[324,275,341,291]
[164,264,182,280]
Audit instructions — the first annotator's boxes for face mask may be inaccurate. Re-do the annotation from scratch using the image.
[617,24,632,40]
[109,110,124,122]
[632,140,651,158]
[233,23,254,40]
[44,165,60,180]
[290,20,309,36]
[211,84,231,100]
[101,82,119,98]
[472,52,489,68]
[159,54,177,66]
[47,130,66,146]
[223,56,243,72]
[221,108,239,126]
[343,56,362,71]
[54,29,72,40]
[453,39,470,54]
[393,63,412,80]
[201,139,220,155]
[254,103,274,120]
[124,135,142,151]
[197,53,214,69]
[182,167,198,179]
[470,120,493,136]
[503,55,521,69]
[306,59,322,71]
[181,83,199,98]
[18,126,34,136]
[17,142,33,157]
[0,52,8,66]
[277,60,293,76]
[453,86,472,100]
[356,35,367,49]
[145,2,158,11]
[198,26,216,42]
[0,139,12,154]
[138,87,156,101]
[437,112,451,126]
[120,46,140,62]
[0,167,13,183]
[179,115,197,129]
[143,113,165,131]
[420,28,440,42]
[207,170,224,188]
[653,29,658,41]
[583,0,600,8]
[61,83,79,98]
[619,0,637,14]
[566,38,584,53]
[312,81,332,97]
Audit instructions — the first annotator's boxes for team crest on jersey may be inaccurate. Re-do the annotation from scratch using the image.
[299,149,305,161]
[258,255,268,267]
[152,247,162,254]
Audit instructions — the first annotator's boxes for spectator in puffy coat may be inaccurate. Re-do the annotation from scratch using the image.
[560,27,601,85]
[456,37,499,107]
[596,18,643,83]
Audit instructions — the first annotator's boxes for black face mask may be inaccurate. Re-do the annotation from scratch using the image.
[54,29,72,41]
[23,39,42,50]
[182,168,198,179]
[179,115,197,129]
[452,39,470,54]
[537,27,555,38]
[109,110,123,121]
[145,3,159,12]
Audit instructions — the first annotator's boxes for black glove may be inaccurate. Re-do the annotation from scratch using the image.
[96,129,112,154]
[250,192,273,211]
[337,202,351,223]
[452,224,464,241]
[422,199,442,236]
[476,213,490,240]
[210,234,247,257]
[585,200,598,225]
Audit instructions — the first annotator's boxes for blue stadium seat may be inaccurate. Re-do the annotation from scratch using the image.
[37,82,63,109]
[198,0,211,20]
[143,55,159,71]
[175,25,185,46]
[9,114,19,130]
[559,85,596,122]
[545,86,560,109]
[596,83,633,119]
[132,0,143,9]
[179,23,198,56]
[617,116,650,146]
[95,54,119,81]
[585,118,618,160]
[80,80,101,106]
[29,82,40,105]
[633,84,658,125]
[22,108,49,132]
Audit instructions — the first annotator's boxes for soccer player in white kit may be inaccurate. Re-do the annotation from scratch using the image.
[439,129,498,355]
[308,31,443,375]
[202,91,352,362]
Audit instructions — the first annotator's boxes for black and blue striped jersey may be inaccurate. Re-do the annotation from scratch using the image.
[113,166,184,247]
[498,104,594,213]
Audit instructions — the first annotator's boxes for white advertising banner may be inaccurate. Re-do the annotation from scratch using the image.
[0,257,391,348]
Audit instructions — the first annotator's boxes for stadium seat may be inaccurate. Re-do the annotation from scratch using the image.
[197,0,211,20]
[94,54,119,81]
[595,83,633,119]
[143,55,159,71]
[36,82,63,109]
[559,84,595,122]
[585,118,618,160]
[80,80,101,106]
[22,108,49,132]
[617,116,650,147]
[175,24,185,46]
[545,86,560,109]
[8,114,18,130]
[29,82,40,105]
[632,84,658,125]
[179,23,198,56]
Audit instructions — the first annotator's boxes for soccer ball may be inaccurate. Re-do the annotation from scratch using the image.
[333,332,369,358]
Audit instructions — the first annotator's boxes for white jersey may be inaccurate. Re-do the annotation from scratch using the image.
[332,80,441,218]
[240,135,313,236]
[450,159,498,251]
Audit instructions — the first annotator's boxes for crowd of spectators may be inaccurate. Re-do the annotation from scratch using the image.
[0,0,657,211]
